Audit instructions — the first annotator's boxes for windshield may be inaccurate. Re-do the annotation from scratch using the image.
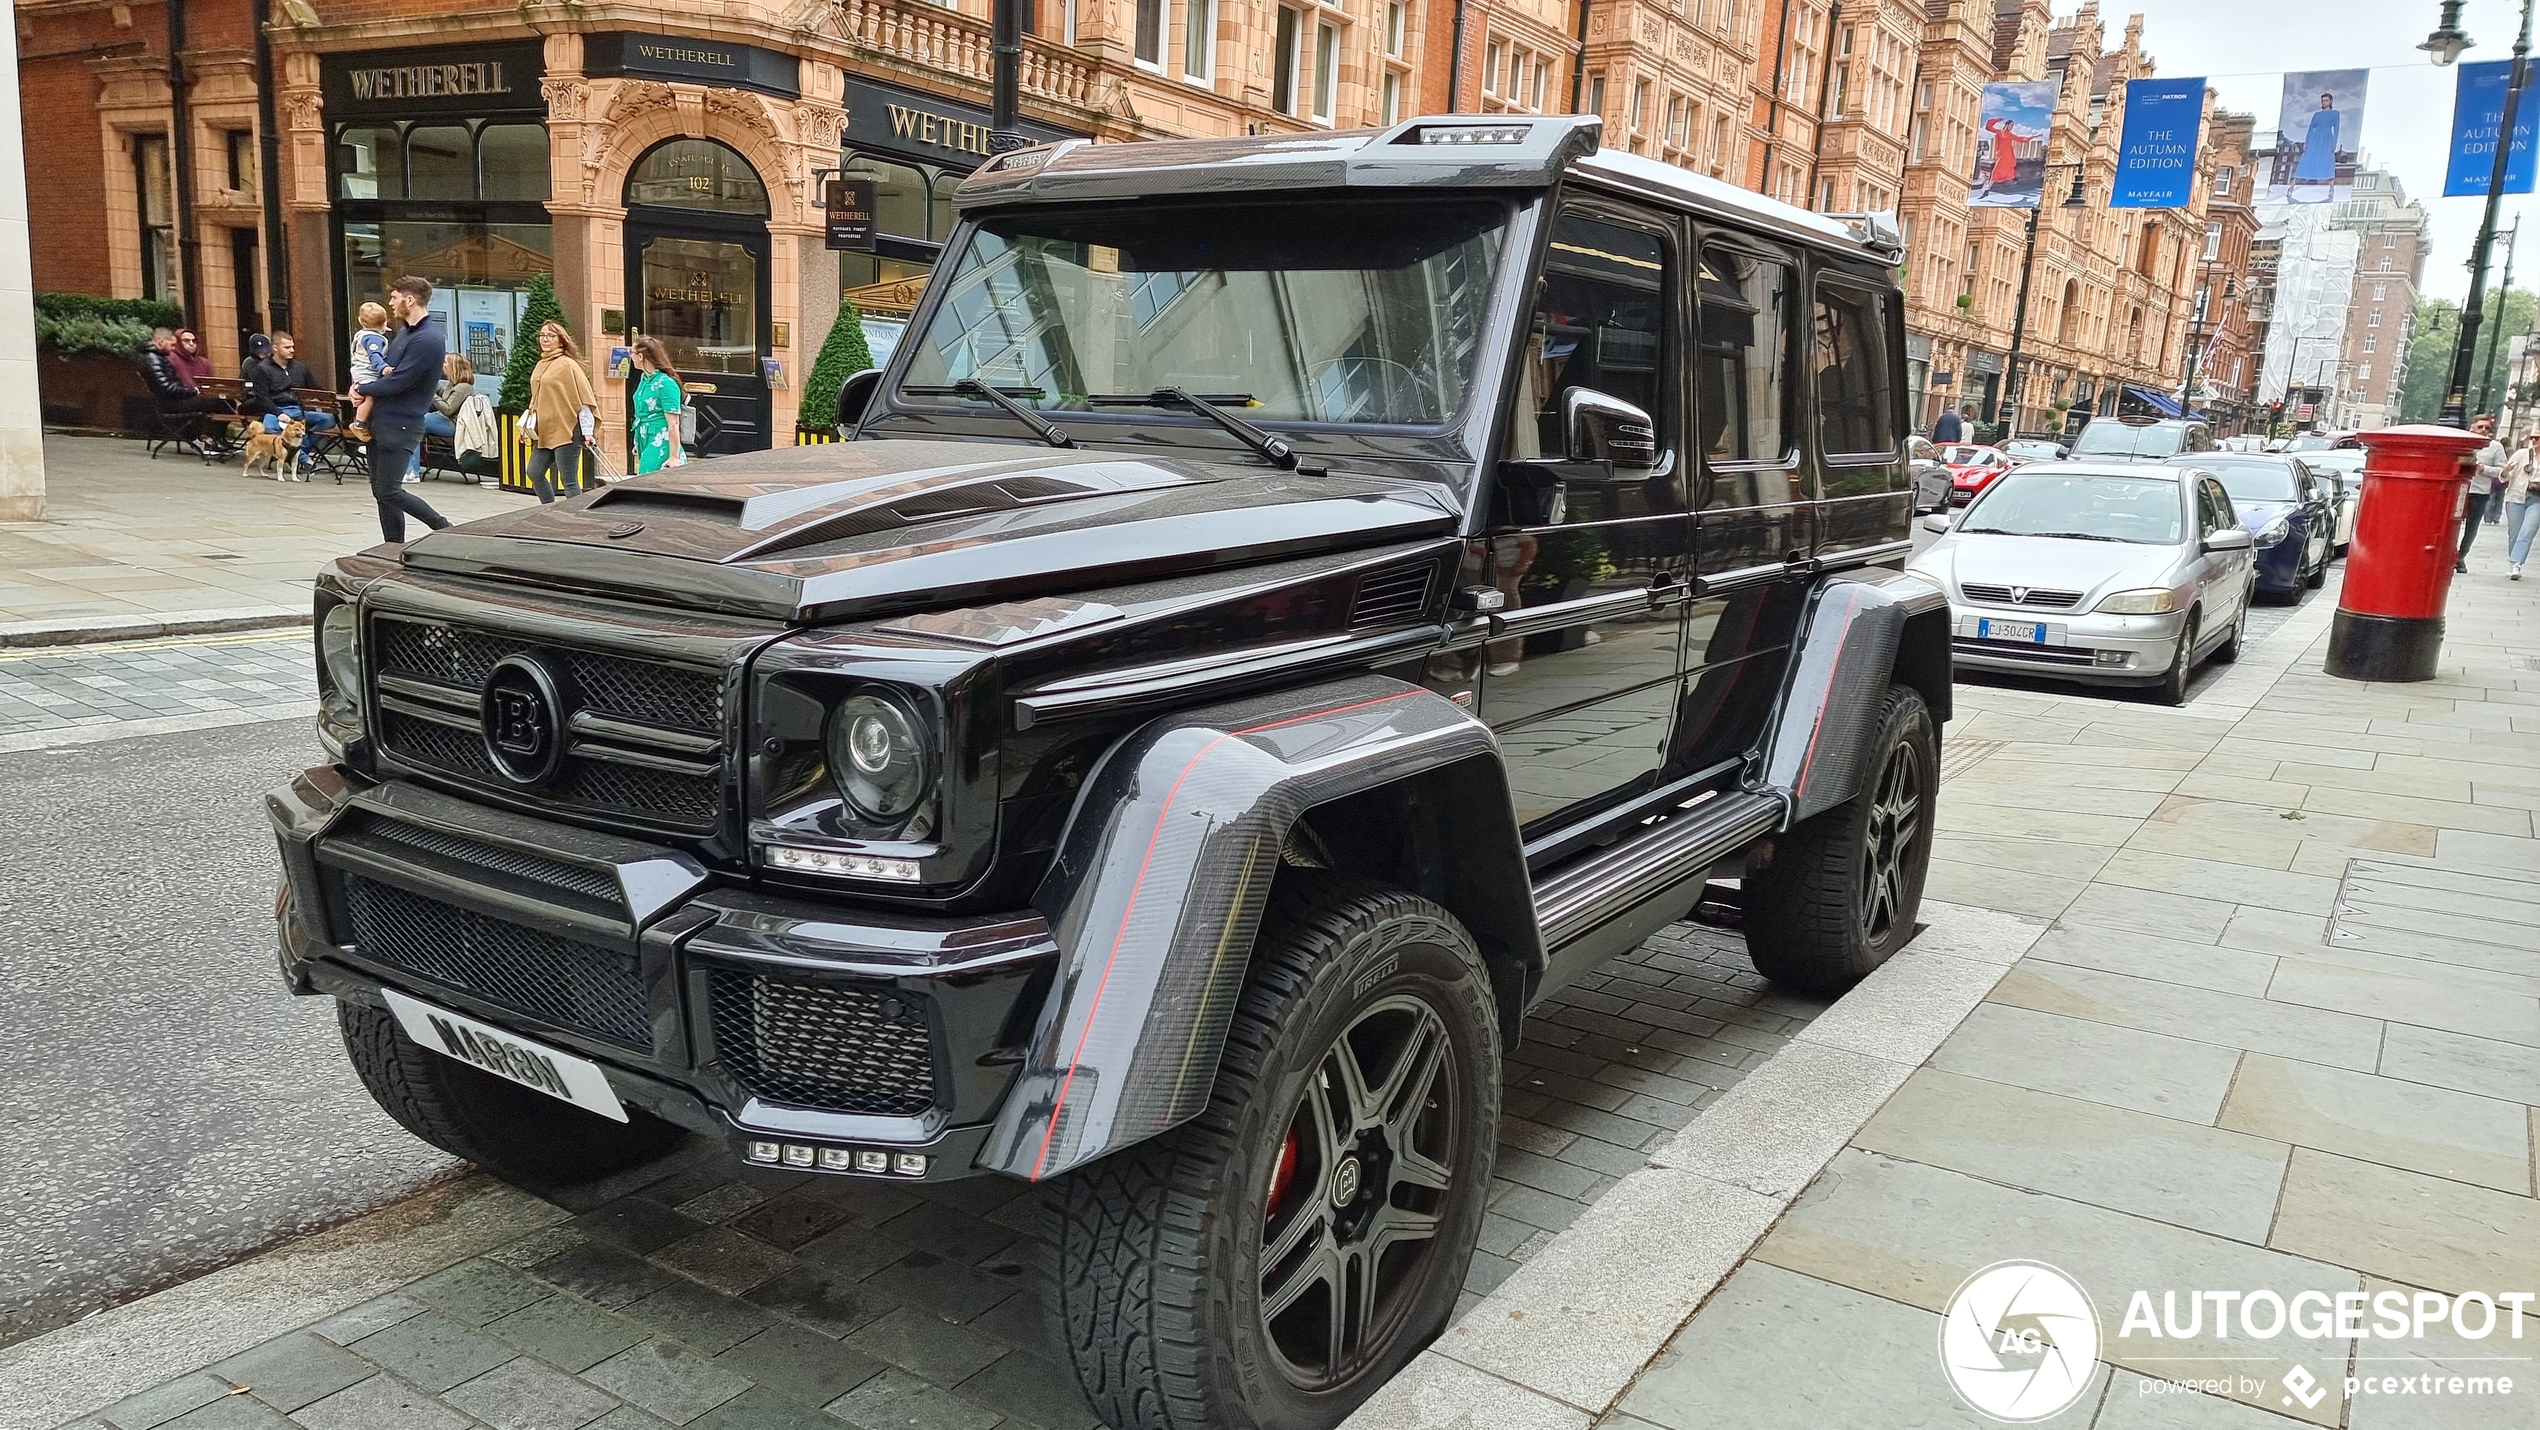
[894,199,1507,428]
[2070,422,2185,458]
[1940,446,1992,464]
[1961,472,2184,545]
[2190,459,2299,502]
[2286,434,2332,452]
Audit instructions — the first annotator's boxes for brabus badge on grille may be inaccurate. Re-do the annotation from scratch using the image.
[481,654,566,788]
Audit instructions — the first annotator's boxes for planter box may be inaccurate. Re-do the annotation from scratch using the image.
[39,347,153,432]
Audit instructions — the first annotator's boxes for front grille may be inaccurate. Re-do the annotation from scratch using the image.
[369,615,727,834]
[1954,637,2099,666]
[707,967,937,1116]
[342,876,650,1048]
[1349,563,1436,627]
[1960,584,2086,610]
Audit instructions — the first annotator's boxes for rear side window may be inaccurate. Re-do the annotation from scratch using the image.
[1813,282,1894,459]
[1696,243,1795,475]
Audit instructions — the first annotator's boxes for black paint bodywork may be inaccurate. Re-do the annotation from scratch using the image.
[270,116,1946,1183]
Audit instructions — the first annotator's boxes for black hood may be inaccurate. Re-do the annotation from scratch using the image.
[399,439,1459,624]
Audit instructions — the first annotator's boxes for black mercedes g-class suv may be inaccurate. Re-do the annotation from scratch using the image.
[268,115,1947,1430]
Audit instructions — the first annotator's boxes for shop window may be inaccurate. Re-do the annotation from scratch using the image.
[134,133,176,302]
[342,218,553,399]
[626,139,768,216]
[1272,7,1301,114]
[406,125,475,200]
[337,125,404,200]
[1184,0,1214,79]
[1134,0,1164,68]
[930,171,961,240]
[845,157,932,243]
[479,124,551,202]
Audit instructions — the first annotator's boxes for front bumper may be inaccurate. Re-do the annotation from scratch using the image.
[1948,603,2188,683]
[270,766,1056,1182]
[2252,536,2305,591]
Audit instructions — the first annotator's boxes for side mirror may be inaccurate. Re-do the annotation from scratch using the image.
[2203,527,2254,553]
[1920,513,1952,534]
[834,367,883,432]
[1565,388,1658,472]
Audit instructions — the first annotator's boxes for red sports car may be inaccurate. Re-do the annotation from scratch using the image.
[1940,445,2018,503]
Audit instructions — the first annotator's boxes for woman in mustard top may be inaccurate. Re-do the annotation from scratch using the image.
[524,321,598,503]
[627,336,687,474]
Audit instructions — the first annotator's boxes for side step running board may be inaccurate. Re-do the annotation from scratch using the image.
[1531,791,1784,951]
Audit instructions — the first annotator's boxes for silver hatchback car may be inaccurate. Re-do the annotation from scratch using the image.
[1908,462,2257,705]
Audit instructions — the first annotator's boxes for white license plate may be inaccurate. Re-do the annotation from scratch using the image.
[1977,618,2046,644]
[383,988,629,1122]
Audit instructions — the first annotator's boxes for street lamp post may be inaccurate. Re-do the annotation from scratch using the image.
[2479,214,2523,411]
[2180,272,2236,428]
[2429,0,2534,428]
[1996,164,2088,445]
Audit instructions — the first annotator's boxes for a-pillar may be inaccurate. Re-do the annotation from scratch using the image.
[0,13,45,520]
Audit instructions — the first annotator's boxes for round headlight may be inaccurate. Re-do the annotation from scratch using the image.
[827,692,930,822]
[2257,517,2291,545]
[319,604,362,721]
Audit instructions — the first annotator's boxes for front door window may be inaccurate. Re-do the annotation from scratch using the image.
[640,236,758,378]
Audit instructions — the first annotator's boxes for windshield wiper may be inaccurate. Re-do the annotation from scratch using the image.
[1090,388,1299,470]
[904,380,1076,448]
[2025,531,2126,542]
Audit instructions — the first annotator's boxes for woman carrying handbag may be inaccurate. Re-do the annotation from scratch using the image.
[627,336,688,474]
[523,320,598,503]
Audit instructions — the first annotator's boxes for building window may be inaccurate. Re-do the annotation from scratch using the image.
[225,129,255,194]
[1818,179,1835,211]
[134,133,175,303]
[2363,336,2376,353]
[1588,74,1606,118]
[1483,39,1504,95]
[2379,257,2392,272]
[478,124,549,202]
[2369,310,2381,327]
[1183,0,1214,80]
[1381,69,1401,123]
[1312,22,1338,123]
[2357,362,2371,381]
[1709,113,1729,165]
[2385,232,2396,248]
[2215,164,2233,195]
[406,125,475,199]
[1832,64,1848,117]
[1385,1,1404,55]
[2373,282,2386,300]
[1133,0,1165,67]
[1630,79,1648,134]
[2203,221,2221,261]
[1272,6,1301,113]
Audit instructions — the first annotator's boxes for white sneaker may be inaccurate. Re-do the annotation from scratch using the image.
[402,474,421,484]
[2513,563,2525,580]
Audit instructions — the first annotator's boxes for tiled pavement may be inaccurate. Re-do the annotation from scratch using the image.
[1592,564,2540,1428]
[0,633,312,736]
[0,435,522,627]
[35,917,1824,1430]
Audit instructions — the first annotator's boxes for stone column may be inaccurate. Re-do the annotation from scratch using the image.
[0,14,47,520]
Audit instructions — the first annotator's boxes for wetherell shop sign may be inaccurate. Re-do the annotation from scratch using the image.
[345,62,514,102]
[323,42,546,114]
[841,78,1080,170]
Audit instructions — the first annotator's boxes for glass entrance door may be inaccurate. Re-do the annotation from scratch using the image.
[631,228,770,455]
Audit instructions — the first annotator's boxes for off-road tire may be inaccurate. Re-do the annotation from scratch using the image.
[339,1000,685,1189]
[1744,684,1938,997]
[2156,613,2198,706]
[1045,871,1499,1430]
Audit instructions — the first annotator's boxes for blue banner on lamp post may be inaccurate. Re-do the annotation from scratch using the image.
[2445,60,2538,196]
[2109,78,2204,208]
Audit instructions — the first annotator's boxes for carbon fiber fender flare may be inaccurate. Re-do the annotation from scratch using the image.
[978,673,1539,1181]
[1757,569,1951,825]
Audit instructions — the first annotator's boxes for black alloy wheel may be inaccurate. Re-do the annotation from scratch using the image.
[1854,738,1923,951]
[1257,996,1459,1388]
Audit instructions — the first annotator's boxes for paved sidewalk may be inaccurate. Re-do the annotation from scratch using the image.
[0,436,522,630]
[1362,568,2540,1429]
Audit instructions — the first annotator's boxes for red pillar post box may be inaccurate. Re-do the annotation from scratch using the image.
[2325,424,2486,682]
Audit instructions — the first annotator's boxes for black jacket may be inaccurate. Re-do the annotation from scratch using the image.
[140,349,196,404]
[244,355,315,412]
[358,315,447,430]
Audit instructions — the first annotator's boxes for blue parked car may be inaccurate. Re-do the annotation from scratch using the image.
[2167,454,2334,601]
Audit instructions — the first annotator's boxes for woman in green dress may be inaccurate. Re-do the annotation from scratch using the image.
[628,336,686,473]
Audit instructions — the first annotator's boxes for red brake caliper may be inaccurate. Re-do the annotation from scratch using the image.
[1265,1125,1301,1223]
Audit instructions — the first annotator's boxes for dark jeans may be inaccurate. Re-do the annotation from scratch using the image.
[524,442,586,504]
[2462,491,2493,561]
[368,422,450,544]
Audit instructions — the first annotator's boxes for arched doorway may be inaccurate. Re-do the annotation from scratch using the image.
[624,138,772,455]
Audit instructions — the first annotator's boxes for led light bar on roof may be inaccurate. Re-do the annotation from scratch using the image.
[1417,124,1531,145]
